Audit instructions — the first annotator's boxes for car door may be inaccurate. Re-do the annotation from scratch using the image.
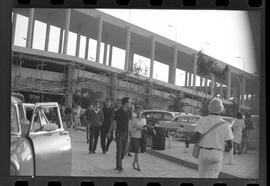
[28,103,72,176]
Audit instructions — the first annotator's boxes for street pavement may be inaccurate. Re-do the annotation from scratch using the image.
[68,129,198,177]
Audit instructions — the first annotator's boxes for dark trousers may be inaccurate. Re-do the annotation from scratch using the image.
[115,131,128,169]
[100,128,113,153]
[89,126,101,152]
[86,125,90,142]
[66,114,72,128]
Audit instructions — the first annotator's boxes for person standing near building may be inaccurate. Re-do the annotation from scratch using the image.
[231,112,245,154]
[189,98,234,178]
[64,106,73,129]
[101,98,115,154]
[108,97,131,172]
[241,112,254,154]
[73,104,81,131]
[88,100,104,154]
[85,104,93,143]
[129,105,146,171]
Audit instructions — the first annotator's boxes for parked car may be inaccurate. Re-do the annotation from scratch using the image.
[142,110,176,126]
[10,95,72,176]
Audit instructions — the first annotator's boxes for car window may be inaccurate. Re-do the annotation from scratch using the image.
[153,113,162,120]
[31,111,42,132]
[164,113,173,121]
[42,106,61,129]
[11,105,19,133]
[177,116,189,122]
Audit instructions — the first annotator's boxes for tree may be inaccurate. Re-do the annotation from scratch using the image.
[168,92,189,112]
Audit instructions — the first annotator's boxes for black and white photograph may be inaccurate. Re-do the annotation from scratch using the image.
[10,8,260,178]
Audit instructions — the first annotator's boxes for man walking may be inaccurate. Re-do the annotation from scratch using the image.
[100,98,115,154]
[84,104,93,143]
[108,97,131,172]
[64,106,73,129]
[87,100,104,154]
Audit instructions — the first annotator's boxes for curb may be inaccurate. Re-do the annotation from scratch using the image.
[146,149,241,178]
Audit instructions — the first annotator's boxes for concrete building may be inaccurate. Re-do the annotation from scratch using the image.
[11,9,259,115]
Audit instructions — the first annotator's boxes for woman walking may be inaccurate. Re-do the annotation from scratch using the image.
[129,105,146,171]
[231,112,245,154]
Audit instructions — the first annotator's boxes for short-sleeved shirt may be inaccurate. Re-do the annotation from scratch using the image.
[114,108,131,132]
[195,115,234,151]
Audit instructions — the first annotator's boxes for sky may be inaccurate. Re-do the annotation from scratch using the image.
[98,9,257,74]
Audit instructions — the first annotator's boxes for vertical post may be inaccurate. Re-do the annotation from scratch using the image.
[125,26,131,72]
[185,71,188,87]
[204,78,208,96]
[75,34,80,57]
[85,37,89,59]
[150,36,155,79]
[193,52,198,90]
[44,24,50,51]
[63,9,71,55]
[226,69,231,99]
[188,72,192,87]
[111,73,118,101]
[12,12,17,46]
[169,45,177,84]
[242,76,246,105]
[96,15,103,63]
[26,8,35,48]
[210,73,215,97]
[103,43,108,65]
[58,29,63,53]
[108,45,113,66]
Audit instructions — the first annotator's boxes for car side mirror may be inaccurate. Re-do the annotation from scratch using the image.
[42,123,58,132]
[21,119,30,137]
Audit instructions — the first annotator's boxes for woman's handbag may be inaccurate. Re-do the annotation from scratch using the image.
[192,121,226,159]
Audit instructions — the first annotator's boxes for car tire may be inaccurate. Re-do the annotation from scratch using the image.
[10,163,18,176]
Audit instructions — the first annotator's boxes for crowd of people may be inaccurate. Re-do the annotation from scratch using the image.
[60,96,255,177]
[62,97,150,172]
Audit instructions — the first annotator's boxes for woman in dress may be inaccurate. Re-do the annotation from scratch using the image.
[129,105,146,171]
[231,112,245,154]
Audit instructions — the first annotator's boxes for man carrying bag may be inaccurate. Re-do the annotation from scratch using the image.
[189,98,234,178]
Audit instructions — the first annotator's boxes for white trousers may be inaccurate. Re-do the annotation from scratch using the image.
[198,148,223,178]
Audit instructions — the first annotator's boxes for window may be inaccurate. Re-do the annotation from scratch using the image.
[175,69,185,86]
[133,54,151,77]
[153,60,169,82]
[111,46,125,70]
[42,106,61,129]
[153,113,162,120]
[32,20,46,50]
[164,113,173,121]
[79,35,86,58]
[144,112,153,119]
[31,111,42,132]
[88,38,97,61]
[48,25,60,53]
[14,14,28,47]
[11,105,19,133]
[67,31,77,56]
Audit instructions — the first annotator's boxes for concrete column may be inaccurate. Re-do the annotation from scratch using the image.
[44,24,50,51]
[75,34,80,57]
[96,15,103,63]
[12,12,17,45]
[108,45,113,66]
[226,70,231,99]
[185,71,188,87]
[26,8,35,48]
[193,52,198,90]
[63,9,71,55]
[125,26,131,72]
[169,45,177,84]
[200,77,203,89]
[204,78,208,95]
[188,72,192,87]
[242,76,246,105]
[210,73,215,97]
[103,43,108,65]
[58,29,63,53]
[85,37,89,59]
[110,73,118,101]
[146,81,153,109]
[150,36,155,79]
[66,63,77,108]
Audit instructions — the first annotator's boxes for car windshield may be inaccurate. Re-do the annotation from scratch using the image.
[174,116,200,123]
[11,104,19,133]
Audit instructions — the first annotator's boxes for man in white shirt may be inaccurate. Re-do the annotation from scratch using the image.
[191,98,234,178]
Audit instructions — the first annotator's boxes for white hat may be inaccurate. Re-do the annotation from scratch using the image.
[208,98,224,114]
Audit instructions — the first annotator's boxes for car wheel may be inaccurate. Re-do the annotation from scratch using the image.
[10,164,18,176]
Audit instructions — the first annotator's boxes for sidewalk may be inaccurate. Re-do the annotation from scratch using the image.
[147,138,259,179]
[75,125,259,178]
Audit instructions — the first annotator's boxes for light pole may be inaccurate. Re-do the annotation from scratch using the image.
[236,56,245,72]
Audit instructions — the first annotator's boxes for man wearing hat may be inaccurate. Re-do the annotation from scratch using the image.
[190,98,234,178]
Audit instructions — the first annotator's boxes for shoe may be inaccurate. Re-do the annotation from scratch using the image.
[136,167,141,171]
[103,151,106,154]
[93,151,96,154]
[88,151,92,154]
